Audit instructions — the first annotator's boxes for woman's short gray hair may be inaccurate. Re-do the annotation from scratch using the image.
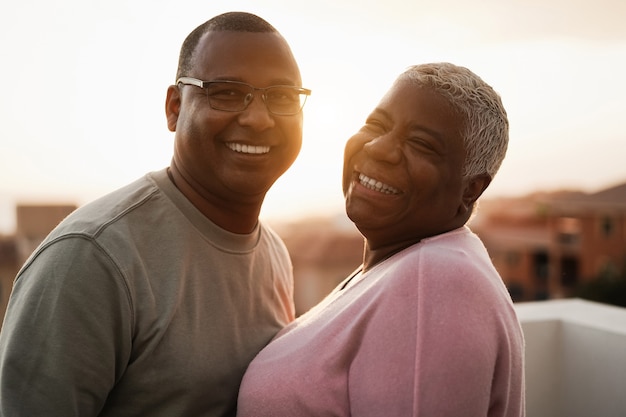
[399,63,509,180]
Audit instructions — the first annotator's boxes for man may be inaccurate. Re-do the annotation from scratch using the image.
[0,12,309,417]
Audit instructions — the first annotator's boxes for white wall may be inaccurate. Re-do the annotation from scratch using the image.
[516,299,626,417]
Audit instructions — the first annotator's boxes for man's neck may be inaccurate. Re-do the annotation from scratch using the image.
[167,164,262,234]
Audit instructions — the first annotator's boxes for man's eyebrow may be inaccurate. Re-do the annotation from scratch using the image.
[204,76,302,86]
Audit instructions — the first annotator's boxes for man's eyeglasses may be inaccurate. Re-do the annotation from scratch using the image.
[176,77,311,116]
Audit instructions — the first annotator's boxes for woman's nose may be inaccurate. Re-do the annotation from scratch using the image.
[363,134,401,164]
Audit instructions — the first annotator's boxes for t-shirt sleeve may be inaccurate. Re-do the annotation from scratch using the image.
[0,236,133,416]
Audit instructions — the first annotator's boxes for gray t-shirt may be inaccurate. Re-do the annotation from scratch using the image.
[0,168,295,417]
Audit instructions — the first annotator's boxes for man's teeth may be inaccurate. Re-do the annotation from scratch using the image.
[227,143,270,154]
[358,173,399,195]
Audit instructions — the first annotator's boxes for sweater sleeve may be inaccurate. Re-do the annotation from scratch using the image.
[0,236,133,417]
[410,242,518,417]
[348,236,520,417]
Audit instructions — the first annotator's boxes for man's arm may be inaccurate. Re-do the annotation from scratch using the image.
[0,236,133,416]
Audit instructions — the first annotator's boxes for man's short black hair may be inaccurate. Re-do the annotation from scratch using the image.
[176,12,278,80]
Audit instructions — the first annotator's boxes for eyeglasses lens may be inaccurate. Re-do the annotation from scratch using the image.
[206,82,306,115]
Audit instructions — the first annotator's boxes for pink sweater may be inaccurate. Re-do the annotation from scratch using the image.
[237,227,525,416]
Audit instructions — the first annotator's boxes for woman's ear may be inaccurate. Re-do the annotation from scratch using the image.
[165,85,181,132]
[461,174,492,213]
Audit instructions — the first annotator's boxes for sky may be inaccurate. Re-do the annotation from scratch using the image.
[1,0,625,233]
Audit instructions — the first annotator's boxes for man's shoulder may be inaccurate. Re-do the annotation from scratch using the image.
[51,171,164,240]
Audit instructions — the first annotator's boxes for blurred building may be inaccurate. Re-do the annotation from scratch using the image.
[277,181,626,311]
[272,215,363,316]
[0,236,19,328]
[472,182,626,302]
[0,204,76,326]
[2,180,625,320]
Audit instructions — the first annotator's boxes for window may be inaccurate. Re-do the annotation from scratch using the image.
[557,217,581,245]
[560,256,579,287]
[533,251,549,284]
[505,251,521,266]
[600,216,615,238]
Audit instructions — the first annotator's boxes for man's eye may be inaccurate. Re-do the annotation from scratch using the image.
[266,88,298,102]
[210,89,245,98]
[208,84,249,100]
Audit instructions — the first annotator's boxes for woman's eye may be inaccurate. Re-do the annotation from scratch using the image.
[363,119,386,134]
[408,136,438,154]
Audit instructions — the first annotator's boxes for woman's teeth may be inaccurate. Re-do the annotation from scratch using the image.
[358,173,399,195]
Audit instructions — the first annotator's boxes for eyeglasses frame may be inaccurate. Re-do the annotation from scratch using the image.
[176,77,311,116]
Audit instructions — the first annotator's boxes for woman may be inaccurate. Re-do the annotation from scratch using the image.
[237,62,525,417]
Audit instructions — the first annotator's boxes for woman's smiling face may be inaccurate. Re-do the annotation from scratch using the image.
[342,79,471,251]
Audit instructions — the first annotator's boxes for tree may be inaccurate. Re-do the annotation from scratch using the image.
[575,258,626,308]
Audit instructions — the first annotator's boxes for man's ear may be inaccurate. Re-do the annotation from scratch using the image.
[461,173,492,214]
[165,85,181,132]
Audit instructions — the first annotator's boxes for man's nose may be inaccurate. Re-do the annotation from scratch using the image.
[238,92,275,130]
